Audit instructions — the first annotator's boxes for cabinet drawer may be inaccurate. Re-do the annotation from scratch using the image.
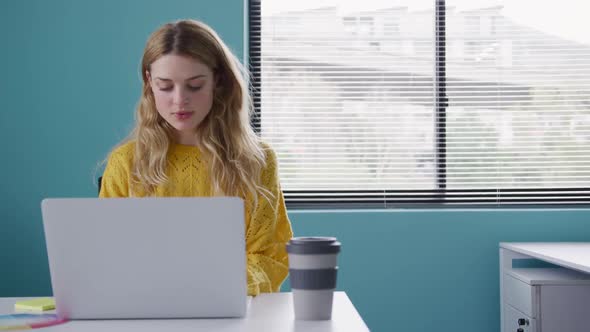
[503,273,535,317]
[504,304,536,332]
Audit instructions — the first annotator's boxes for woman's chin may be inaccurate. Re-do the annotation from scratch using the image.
[172,123,197,132]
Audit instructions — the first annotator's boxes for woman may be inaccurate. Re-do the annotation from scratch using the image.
[99,19,293,296]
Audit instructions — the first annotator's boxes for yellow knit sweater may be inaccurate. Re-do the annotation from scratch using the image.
[99,141,293,296]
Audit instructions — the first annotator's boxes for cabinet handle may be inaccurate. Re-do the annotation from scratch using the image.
[518,318,529,326]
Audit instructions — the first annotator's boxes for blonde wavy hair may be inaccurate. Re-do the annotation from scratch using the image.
[120,19,268,203]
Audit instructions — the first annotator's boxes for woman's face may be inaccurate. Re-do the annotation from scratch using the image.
[147,54,215,143]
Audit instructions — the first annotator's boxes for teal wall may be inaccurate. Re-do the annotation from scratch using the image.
[0,0,243,299]
[285,209,590,331]
[2,2,590,332]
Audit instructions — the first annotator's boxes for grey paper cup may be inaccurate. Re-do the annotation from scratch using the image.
[286,237,341,320]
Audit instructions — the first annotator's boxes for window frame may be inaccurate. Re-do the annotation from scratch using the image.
[248,0,590,209]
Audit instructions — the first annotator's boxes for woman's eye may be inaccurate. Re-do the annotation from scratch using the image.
[158,86,173,92]
[188,86,202,91]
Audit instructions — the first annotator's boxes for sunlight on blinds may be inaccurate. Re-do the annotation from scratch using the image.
[256,1,435,190]
[254,0,590,199]
[445,0,590,188]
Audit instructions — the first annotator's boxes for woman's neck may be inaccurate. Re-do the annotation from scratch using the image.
[174,131,199,146]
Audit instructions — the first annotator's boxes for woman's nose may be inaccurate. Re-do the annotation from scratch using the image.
[173,90,190,106]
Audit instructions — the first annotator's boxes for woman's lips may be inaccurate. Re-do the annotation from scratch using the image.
[174,111,194,120]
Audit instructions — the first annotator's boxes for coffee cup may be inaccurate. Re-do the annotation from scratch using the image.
[286,237,341,320]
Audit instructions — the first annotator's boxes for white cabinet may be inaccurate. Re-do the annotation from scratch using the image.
[503,304,535,332]
[500,267,590,332]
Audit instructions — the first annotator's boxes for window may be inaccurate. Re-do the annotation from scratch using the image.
[249,0,590,208]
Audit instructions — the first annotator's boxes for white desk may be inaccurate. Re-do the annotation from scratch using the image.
[499,242,590,332]
[0,292,369,332]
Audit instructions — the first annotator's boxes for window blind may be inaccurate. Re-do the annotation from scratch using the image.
[249,0,590,208]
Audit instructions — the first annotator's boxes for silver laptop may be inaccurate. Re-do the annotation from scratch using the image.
[41,197,248,319]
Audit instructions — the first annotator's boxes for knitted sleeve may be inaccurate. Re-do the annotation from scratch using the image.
[98,145,132,198]
[246,146,294,296]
